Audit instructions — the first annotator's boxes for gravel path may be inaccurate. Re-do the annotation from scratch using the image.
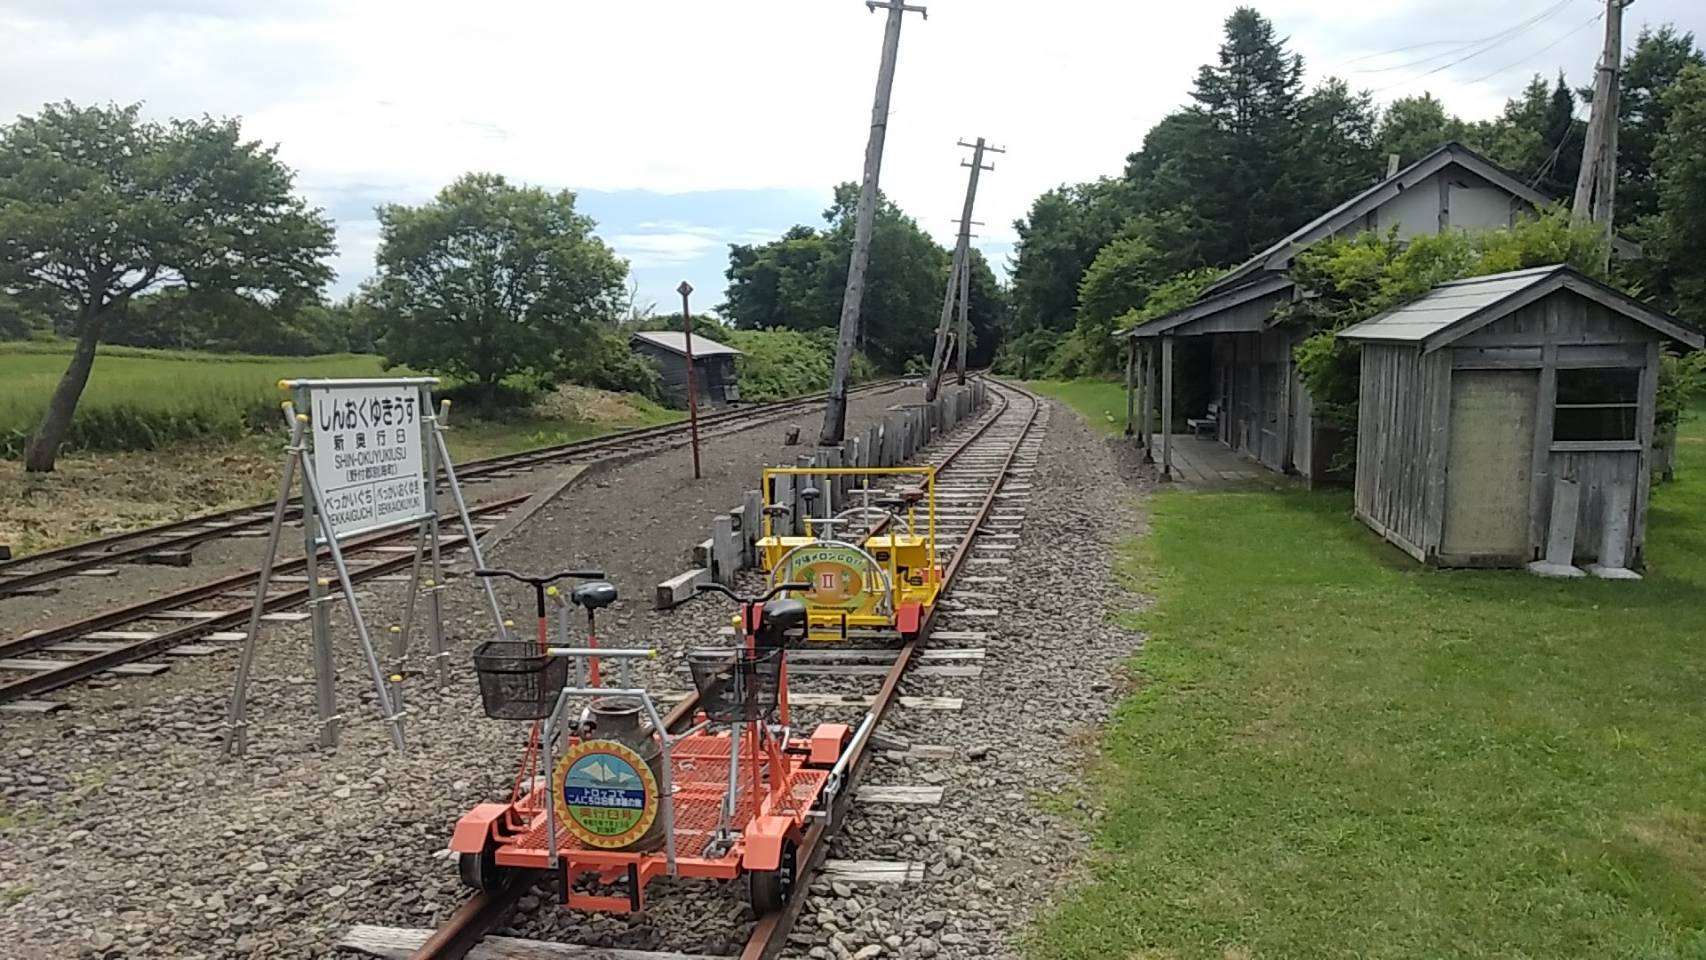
[0,383,940,960]
[0,384,1149,960]
[0,383,914,635]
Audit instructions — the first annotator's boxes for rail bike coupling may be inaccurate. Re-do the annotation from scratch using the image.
[755,464,943,642]
[452,574,856,916]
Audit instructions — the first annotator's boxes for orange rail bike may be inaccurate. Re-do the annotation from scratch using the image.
[451,572,852,915]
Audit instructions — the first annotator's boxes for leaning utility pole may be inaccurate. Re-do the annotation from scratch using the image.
[820,0,927,446]
[955,230,971,385]
[925,137,1001,402]
[1573,0,1630,239]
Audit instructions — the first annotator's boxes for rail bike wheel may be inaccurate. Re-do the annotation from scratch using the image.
[748,839,798,915]
[458,838,503,894]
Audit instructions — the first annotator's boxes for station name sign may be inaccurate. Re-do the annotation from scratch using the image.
[310,383,429,541]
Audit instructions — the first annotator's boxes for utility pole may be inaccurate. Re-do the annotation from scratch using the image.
[1573,0,1631,244]
[926,137,1001,402]
[954,232,971,385]
[820,0,927,446]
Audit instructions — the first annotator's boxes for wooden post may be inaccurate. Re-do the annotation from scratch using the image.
[1141,341,1155,463]
[1123,336,1137,437]
[1161,335,1174,481]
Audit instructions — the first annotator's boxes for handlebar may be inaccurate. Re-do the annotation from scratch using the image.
[474,568,606,587]
[694,581,812,605]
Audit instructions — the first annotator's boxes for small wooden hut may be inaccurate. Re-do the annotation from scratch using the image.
[1337,264,1701,571]
[629,331,743,407]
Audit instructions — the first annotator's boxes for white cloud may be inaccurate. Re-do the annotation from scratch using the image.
[3,0,1701,291]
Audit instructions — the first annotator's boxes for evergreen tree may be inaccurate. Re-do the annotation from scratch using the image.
[1617,26,1706,226]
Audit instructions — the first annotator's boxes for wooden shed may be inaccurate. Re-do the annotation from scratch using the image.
[1338,265,1701,573]
[629,331,743,408]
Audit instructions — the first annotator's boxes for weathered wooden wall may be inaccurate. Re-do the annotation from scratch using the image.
[1211,328,1309,476]
[630,343,736,407]
[1353,343,1445,560]
[1353,290,1665,568]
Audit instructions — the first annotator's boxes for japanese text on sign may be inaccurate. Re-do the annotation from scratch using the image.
[309,384,428,541]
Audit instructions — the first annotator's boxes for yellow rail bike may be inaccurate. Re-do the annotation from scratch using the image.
[754,466,943,642]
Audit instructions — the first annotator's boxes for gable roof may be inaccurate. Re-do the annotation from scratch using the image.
[1200,141,1627,300]
[1336,264,1703,352]
[630,330,743,359]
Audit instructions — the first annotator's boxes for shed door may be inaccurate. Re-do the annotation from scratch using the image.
[1441,370,1538,559]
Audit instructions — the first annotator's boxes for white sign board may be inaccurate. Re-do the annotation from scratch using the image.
[310,383,428,541]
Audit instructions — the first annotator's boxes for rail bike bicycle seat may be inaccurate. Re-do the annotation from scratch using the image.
[753,599,807,649]
[898,486,926,506]
[799,487,821,506]
[570,581,618,610]
[761,504,791,518]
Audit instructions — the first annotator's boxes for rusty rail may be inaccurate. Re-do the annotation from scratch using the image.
[408,379,1037,960]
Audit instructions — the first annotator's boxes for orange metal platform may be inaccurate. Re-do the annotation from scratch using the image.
[494,732,830,868]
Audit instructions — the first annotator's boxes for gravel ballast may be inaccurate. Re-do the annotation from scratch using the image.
[0,384,1150,960]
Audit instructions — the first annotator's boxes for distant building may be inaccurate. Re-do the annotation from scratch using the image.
[629,331,743,408]
[1119,141,1637,485]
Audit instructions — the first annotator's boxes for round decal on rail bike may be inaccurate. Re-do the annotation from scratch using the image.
[782,543,880,615]
[552,739,660,849]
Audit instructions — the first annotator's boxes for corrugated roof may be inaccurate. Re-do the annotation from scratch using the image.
[630,330,743,358]
[1337,265,1703,351]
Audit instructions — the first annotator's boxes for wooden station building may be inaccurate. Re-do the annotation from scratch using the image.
[1338,264,1701,570]
[1117,141,1634,485]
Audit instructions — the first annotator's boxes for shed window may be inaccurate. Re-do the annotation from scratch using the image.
[1553,367,1639,441]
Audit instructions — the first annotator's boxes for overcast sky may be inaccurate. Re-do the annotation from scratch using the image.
[3,0,1701,313]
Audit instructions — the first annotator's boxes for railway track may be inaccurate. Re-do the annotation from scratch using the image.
[345,378,1041,960]
[0,380,911,711]
[0,379,906,598]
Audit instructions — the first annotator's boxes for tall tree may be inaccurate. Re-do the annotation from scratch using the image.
[1635,63,1706,323]
[1374,93,1472,166]
[1617,26,1706,226]
[374,173,628,416]
[1006,179,1140,340]
[1296,78,1381,205]
[0,101,334,471]
[1184,7,1309,265]
[721,184,995,372]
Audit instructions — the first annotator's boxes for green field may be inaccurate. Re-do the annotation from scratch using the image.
[1033,397,1706,959]
[0,342,397,456]
[1026,379,1128,434]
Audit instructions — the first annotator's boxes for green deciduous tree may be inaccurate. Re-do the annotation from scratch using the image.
[373,173,629,416]
[0,101,334,471]
[720,184,1001,373]
[1374,93,1475,166]
[1285,211,1610,442]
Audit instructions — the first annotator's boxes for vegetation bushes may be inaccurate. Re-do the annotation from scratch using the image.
[721,328,874,401]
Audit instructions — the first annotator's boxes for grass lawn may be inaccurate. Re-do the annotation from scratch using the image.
[1027,379,1128,435]
[0,343,681,553]
[1032,401,1706,959]
[0,342,395,445]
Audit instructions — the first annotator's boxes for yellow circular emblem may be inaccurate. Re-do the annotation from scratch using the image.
[552,739,661,849]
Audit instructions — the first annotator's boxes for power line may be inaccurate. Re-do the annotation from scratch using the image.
[1368,2,1578,95]
[1352,0,1574,75]
[1466,11,1604,85]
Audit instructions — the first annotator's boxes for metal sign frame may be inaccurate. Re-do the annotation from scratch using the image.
[223,377,504,755]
